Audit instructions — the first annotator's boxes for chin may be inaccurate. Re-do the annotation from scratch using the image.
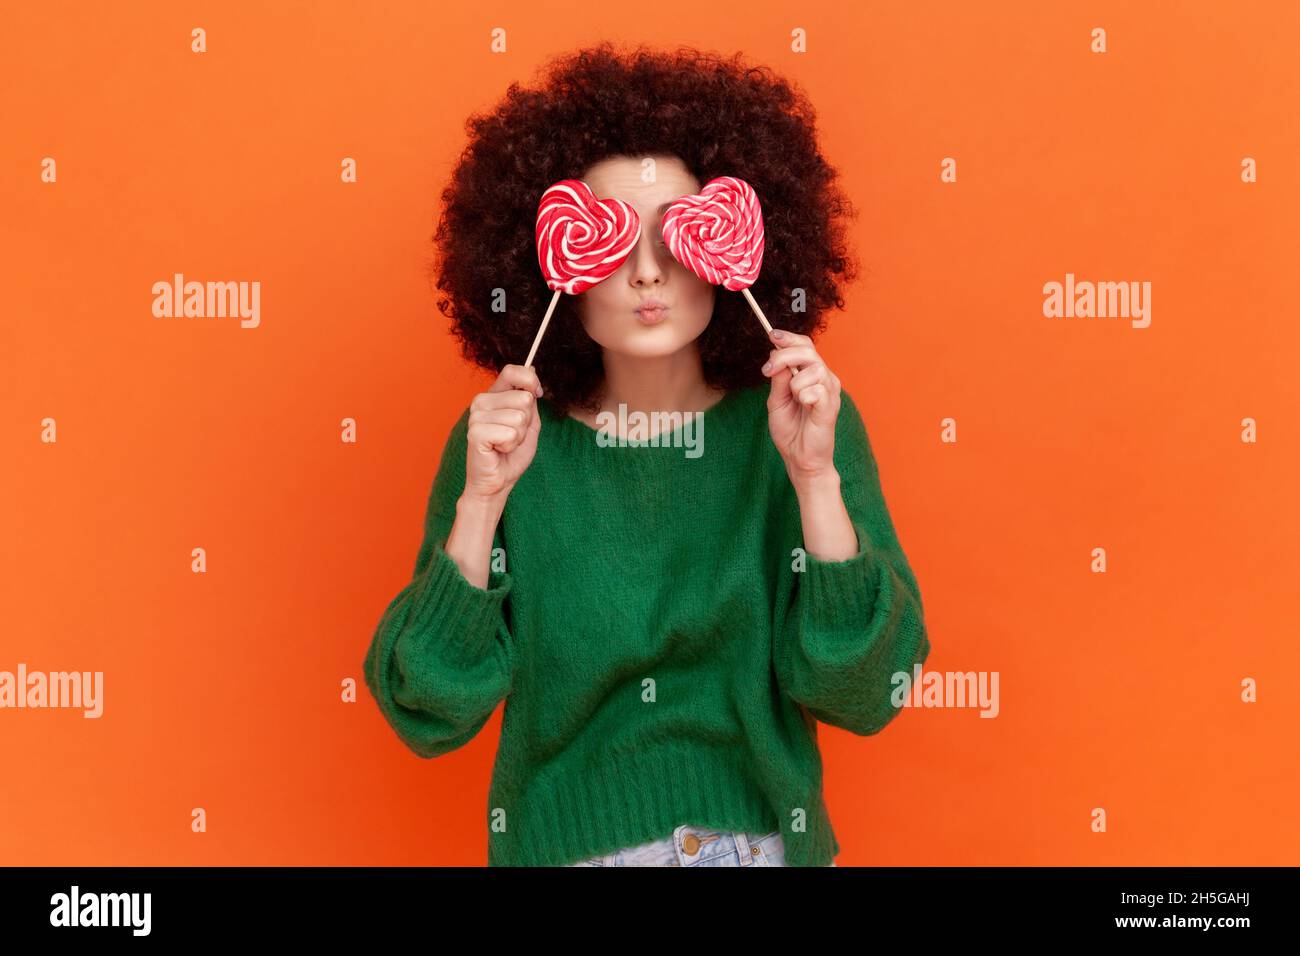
[604,333,692,358]
[586,318,707,357]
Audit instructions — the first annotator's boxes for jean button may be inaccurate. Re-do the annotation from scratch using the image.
[682,833,700,855]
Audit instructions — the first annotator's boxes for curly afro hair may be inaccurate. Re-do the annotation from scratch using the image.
[430,41,858,416]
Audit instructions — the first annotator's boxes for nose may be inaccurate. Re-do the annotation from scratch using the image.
[627,225,667,289]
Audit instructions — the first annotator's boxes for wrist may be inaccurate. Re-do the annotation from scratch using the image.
[788,465,840,498]
[457,489,509,521]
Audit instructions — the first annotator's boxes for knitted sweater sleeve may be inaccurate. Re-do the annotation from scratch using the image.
[362,407,515,758]
[774,389,931,736]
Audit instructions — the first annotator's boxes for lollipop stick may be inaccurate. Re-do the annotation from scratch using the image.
[524,289,562,368]
[740,287,773,334]
[741,287,803,376]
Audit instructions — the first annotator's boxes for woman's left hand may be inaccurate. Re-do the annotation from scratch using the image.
[762,328,841,487]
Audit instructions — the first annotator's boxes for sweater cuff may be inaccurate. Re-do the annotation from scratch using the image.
[800,519,882,626]
[408,542,512,666]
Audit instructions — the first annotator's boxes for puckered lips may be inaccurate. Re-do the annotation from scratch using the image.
[635,296,669,325]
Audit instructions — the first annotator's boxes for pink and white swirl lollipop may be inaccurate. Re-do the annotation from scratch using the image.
[662,176,777,333]
[524,179,641,367]
[662,176,764,290]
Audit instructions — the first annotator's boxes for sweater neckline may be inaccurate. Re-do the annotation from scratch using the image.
[539,384,757,449]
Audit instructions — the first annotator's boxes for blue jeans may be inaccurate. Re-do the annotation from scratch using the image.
[565,823,838,867]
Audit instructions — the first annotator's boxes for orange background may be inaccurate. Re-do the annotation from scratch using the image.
[2,0,1297,865]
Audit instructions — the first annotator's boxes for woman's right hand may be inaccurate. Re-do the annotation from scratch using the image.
[463,364,543,503]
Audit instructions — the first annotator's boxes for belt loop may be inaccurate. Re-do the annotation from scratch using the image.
[733,830,754,866]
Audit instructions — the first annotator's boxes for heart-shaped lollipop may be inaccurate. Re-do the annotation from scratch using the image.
[664,176,802,374]
[536,180,641,294]
[662,176,765,293]
[524,179,641,367]
[662,175,786,347]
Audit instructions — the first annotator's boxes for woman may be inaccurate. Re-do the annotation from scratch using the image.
[362,43,930,867]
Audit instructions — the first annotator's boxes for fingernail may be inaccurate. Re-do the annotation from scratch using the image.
[771,329,784,339]
[761,361,772,372]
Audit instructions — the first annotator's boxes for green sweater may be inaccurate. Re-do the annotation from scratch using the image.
[362,382,931,867]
